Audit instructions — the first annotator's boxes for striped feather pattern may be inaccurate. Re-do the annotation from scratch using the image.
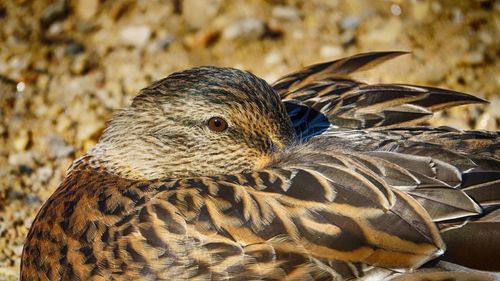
[277,52,486,132]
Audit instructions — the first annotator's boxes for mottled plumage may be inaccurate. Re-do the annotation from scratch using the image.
[22,52,500,280]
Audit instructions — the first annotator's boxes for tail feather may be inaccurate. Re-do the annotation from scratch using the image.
[440,220,500,271]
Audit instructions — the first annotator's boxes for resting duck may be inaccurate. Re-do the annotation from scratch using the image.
[21,52,500,280]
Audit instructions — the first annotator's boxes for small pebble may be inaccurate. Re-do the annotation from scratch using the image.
[390,4,402,16]
[35,166,54,183]
[339,29,356,47]
[40,0,69,28]
[13,131,30,152]
[120,25,152,47]
[24,194,41,205]
[182,0,221,29]
[360,18,401,45]
[48,136,74,158]
[65,42,85,56]
[70,54,91,74]
[19,165,33,175]
[272,6,300,21]
[264,51,283,66]
[462,52,484,65]
[476,113,496,130]
[320,45,343,59]
[77,120,104,142]
[340,15,359,30]
[8,152,35,167]
[488,97,500,118]
[148,34,175,52]
[412,1,430,21]
[222,18,266,41]
[16,82,25,92]
[76,0,99,20]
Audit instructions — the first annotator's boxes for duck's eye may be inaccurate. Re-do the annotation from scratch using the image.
[207,117,228,132]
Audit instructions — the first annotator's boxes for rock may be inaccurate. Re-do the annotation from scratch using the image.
[390,4,402,16]
[183,29,220,49]
[415,63,446,84]
[24,194,41,205]
[222,18,266,41]
[340,15,359,30]
[76,0,99,20]
[56,114,73,133]
[13,130,30,151]
[65,41,85,56]
[182,0,221,29]
[47,136,74,158]
[34,166,54,184]
[451,7,463,24]
[77,119,104,142]
[476,113,496,130]
[12,245,23,257]
[70,54,91,74]
[430,112,470,130]
[47,22,64,36]
[431,1,443,14]
[120,25,152,47]
[99,81,123,109]
[16,81,25,92]
[36,74,50,91]
[339,29,356,47]
[0,266,17,278]
[8,56,29,73]
[412,1,430,21]
[478,31,493,45]
[359,18,402,45]
[462,51,484,65]
[148,34,175,52]
[8,152,35,167]
[272,6,300,21]
[83,139,98,152]
[24,217,34,229]
[489,97,500,118]
[0,5,6,18]
[264,50,283,66]
[40,0,69,29]
[320,45,343,59]
[19,165,33,175]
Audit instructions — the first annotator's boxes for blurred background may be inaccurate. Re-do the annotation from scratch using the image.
[0,0,499,279]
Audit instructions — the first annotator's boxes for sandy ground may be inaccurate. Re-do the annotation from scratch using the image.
[0,0,499,279]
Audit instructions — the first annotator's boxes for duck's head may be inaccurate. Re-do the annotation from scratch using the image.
[93,67,295,180]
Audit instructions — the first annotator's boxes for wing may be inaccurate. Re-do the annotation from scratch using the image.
[316,126,500,272]
[100,153,447,280]
[275,52,486,138]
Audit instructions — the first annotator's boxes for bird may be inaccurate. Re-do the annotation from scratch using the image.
[21,51,500,280]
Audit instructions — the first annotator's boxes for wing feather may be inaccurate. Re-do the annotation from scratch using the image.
[273,51,408,95]
[277,52,487,135]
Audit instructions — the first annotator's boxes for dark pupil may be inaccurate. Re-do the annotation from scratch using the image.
[213,119,222,127]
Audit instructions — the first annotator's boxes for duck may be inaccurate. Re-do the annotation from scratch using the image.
[21,51,500,280]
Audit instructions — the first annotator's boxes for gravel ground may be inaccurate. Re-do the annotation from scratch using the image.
[1,0,499,279]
